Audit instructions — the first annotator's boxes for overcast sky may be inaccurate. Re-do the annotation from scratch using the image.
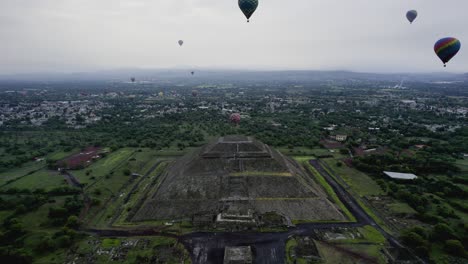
[1,0,467,74]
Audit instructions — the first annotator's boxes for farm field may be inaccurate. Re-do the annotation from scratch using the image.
[1,169,67,191]
[0,161,45,186]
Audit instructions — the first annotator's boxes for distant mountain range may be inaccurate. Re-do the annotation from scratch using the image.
[0,69,466,83]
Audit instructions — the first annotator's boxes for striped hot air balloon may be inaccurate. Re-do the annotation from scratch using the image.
[238,0,258,22]
[434,37,461,67]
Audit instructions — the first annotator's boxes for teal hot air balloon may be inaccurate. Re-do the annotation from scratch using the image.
[239,0,258,22]
[406,10,418,24]
[434,37,461,67]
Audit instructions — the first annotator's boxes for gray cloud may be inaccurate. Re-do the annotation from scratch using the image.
[0,0,466,74]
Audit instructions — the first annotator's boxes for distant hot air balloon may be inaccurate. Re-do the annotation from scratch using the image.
[192,90,198,97]
[230,113,241,125]
[191,71,195,76]
[178,40,184,46]
[131,77,136,83]
[434,37,461,67]
[406,10,418,24]
[238,0,258,22]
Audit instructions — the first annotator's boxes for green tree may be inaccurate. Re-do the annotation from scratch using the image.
[444,240,466,257]
[432,223,455,241]
[66,215,80,229]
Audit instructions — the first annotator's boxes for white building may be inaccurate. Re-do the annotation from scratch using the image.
[383,171,418,180]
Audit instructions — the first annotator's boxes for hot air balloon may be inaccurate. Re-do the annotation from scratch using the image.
[434,37,461,67]
[192,90,198,97]
[230,113,241,125]
[178,40,184,46]
[406,10,418,24]
[130,77,136,83]
[191,71,195,76]
[238,0,258,22]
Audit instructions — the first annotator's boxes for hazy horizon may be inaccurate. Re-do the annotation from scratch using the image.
[1,0,467,74]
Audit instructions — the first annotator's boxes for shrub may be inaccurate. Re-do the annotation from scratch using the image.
[444,240,466,257]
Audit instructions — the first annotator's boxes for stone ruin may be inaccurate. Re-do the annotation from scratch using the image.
[131,135,346,224]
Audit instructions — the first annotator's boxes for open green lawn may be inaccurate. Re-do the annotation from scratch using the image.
[20,196,72,231]
[313,226,386,264]
[0,161,45,186]
[315,242,366,264]
[323,158,383,197]
[2,169,67,191]
[358,226,386,244]
[46,149,79,161]
[102,238,121,248]
[78,148,171,228]
[73,148,135,184]
[285,238,298,264]
[340,244,386,264]
[127,148,166,175]
[112,162,169,227]
[455,158,468,173]
[387,202,417,215]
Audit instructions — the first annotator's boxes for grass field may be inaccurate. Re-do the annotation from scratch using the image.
[82,148,172,228]
[0,161,45,186]
[73,148,135,185]
[316,242,362,264]
[102,238,121,248]
[3,169,67,191]
[322,158,383,197]
[387,202,417,215]
[46,149,79,161]
[285,238,298,264]
[313,226,386,264]
[21,196,73,231]
[455,158,468,173]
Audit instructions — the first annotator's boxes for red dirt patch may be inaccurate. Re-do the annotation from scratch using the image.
[57,147,102,170]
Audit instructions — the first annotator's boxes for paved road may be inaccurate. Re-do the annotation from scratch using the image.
[62,170,82,188]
